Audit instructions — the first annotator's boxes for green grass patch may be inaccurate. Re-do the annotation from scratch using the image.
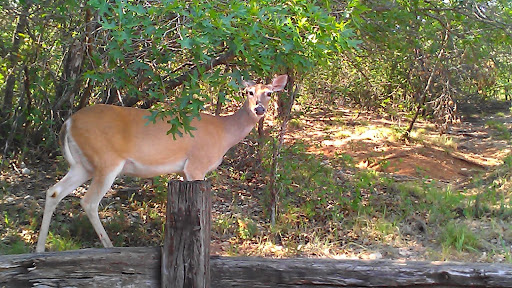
[47,232,82,251]
[440,221,480,252]
[486,120,511,140]
[0,237,31,254]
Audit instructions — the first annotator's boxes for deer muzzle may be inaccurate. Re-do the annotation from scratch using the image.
[254,105,266,116]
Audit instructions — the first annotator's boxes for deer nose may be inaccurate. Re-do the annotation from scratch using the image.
[255,105,266,116]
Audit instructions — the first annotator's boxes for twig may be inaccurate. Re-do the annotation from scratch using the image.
[269,72,299,226]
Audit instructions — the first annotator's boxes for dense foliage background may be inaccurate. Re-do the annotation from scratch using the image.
[0,0,357,152]
[1,0,511,156]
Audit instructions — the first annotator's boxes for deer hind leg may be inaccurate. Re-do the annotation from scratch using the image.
[36,165,91,252]
[80,163,124,248]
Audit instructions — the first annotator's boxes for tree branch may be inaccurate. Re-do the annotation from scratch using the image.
[163,48,236,89]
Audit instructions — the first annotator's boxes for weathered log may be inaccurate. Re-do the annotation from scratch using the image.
[161,180,211,288]
[210,257,512,287]
[1,247,512,288]
[0,247,160,288]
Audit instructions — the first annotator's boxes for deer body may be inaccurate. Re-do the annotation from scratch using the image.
[36,75,288,252]
[68,104,237,180]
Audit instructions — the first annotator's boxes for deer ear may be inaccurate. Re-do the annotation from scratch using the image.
[271,75,288,92]
[242,80,256,88]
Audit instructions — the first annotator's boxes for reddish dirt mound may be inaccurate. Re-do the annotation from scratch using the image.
[288,110,510,182]
[335,140,482,181]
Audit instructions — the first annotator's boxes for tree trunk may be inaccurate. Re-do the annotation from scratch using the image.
[52,39,86,116]
[161,180,211,288]
[77,7,96,110]
[2,1,31,118]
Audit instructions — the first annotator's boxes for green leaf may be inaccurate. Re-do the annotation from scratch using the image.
[178,37,193,49]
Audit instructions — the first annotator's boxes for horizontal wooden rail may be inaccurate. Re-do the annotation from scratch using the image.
[1,247,512,287]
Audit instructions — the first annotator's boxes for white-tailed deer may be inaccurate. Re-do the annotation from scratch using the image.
[36,74,288,252]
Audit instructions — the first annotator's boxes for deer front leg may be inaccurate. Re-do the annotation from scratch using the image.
[36,166,90,252]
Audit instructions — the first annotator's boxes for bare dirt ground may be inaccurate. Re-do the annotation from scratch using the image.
[293,108,510,182]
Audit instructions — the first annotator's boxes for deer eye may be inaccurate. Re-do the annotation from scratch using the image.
[247,90,254,96]
[266,92,272,97]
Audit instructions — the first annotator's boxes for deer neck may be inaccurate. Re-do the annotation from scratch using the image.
[220,101,260,150]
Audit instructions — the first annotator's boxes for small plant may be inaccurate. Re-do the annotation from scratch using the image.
[503,155,512,168]
[486,120,511,140]
[152,176,169,202]
[105,212,133,246]
[1,241,30,254]
[237,217,259,240]
[374,218,397,239]
[440,221,480,252]
[335,152,354,167]
[288,118,303,129]
[424,183,464,224]
[502,238,512,263]
[213,214,236,236]
[379,159,390,171]
[47,233,82,251]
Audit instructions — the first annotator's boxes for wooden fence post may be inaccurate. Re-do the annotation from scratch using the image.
[161,180,211,288]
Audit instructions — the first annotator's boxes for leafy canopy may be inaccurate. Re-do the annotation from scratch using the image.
[86,0,359,135]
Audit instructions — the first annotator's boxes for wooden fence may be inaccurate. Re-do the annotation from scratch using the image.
[1,247,512,287]
[1,180,512,287]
